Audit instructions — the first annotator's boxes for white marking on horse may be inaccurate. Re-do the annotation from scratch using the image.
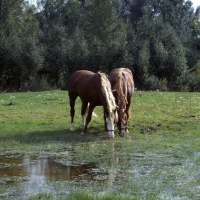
[106,117,115,138]
[70,123,74,131]
[81,115,85,128]
[92,112,97,117]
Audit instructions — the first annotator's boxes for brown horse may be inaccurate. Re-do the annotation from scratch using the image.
[68,70,118,138]
[109,68,134,136]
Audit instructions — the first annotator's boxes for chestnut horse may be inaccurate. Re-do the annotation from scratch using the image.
[68,70,118,138]
[109,68,134,136]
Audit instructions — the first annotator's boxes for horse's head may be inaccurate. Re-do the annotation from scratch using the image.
[114,89,128,137]
[118,108,128,137]
[98,72,118,138]
[105,107,118,138]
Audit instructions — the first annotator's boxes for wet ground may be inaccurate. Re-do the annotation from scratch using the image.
[0,153,109,199]
[0,143,200,199]
[0,154,105,184]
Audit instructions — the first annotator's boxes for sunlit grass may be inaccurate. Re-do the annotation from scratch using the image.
[1,90,200,199]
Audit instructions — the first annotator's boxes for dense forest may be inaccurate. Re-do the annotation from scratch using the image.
[0,0,200,91]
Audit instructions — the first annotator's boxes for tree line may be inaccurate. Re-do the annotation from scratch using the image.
[0,0,200,92]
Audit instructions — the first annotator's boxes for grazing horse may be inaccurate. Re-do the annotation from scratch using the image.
[109,68,134,137]
[68,70,118,138]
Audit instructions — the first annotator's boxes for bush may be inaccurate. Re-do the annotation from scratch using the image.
[143,75,168,91]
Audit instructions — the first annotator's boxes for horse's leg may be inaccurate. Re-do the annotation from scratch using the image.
[103,107,107,132]
[80,101,88,129]
[125,99,131,133]
[69,93,78,131]
[115,113,121,135]
[81,103,95,135]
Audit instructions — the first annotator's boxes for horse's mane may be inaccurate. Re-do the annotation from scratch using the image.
[98,72,117,113]
[113,73,128,110]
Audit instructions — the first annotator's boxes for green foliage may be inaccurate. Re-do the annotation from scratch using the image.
[0,0,43,91]
[18,5,44,88]
[0,0,24,90]
[1,0,200,91]
[132,4,190,90]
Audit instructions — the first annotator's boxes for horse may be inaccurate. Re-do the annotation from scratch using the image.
[68,70,118,138]
[109,68,134,137]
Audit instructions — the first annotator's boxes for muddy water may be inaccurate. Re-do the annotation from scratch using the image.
[1,146,199,199]
[0,154,96,184]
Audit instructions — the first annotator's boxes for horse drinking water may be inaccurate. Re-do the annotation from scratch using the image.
[109,68,134,137]
[68,70,118,138]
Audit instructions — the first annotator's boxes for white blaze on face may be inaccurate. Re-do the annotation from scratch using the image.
[106,117,115,138]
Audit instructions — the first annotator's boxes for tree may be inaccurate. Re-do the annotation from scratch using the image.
[18,4,44,90]
[0,0,22,90]
[36,0,69,86]
[81,0,129,71]
[132,5,189,90]
[187,6,200,68]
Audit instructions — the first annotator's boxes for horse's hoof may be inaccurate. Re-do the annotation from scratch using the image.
[80,125,84,129]
[108,133,115,138]
[81,132,85,136]
[70,123,75,131]
[120,133,125,137]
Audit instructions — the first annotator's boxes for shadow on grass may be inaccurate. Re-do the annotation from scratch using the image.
[0,127,110,148]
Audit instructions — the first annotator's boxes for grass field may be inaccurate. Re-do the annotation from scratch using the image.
[0,90,200,199]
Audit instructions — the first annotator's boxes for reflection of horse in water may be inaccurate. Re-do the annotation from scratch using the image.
[68,70,118,138]
[109,68,134,136]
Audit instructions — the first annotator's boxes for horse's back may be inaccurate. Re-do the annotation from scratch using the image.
[122,68,134,93]
[109,68,134,93]
[68,70,103,101]
[109,68,132,79]
[68,70,95,92]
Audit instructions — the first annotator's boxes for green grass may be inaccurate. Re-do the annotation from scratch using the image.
[0,90,200,199]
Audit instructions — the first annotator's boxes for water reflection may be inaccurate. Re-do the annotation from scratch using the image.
[0,154,96,184]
